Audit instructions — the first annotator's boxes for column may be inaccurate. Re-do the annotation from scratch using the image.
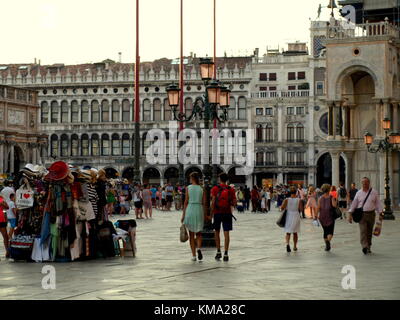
[343,151,354,189]
[10,143,15,174]
[32,144,37,164]
[376,100,384,137]
[331,152,340,188]
[328,101,334,139]
[0,141,4,173]
[277,172,283,185]
[246,174,252,188]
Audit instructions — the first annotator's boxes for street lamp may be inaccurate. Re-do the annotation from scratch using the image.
[166,59,231,246]
[364,118,400,220]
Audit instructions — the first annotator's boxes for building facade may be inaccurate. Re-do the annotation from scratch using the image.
[0,85,47,175]
[1,57,253,185]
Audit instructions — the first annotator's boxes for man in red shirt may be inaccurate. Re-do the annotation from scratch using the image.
[211,173,237,262]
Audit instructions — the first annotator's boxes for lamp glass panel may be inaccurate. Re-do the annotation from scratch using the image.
[382,119,391,130]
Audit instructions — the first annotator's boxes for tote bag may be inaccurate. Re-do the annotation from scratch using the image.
[16,184,34,209]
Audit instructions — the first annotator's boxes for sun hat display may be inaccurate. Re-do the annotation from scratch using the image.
[45,161,70,181]
[78,170,92,182]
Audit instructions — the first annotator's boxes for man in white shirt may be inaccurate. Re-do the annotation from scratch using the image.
[348,177,384,255]
[0,180,15,201]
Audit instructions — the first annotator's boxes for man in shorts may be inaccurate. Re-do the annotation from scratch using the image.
[211,173,237,262]
[165,183,174,211]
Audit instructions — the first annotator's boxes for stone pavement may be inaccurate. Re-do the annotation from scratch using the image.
[0,206,399,300]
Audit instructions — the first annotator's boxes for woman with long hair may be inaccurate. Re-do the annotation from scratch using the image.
[280,186,303,253]
[181,172,206,261]
[317,184,337,251]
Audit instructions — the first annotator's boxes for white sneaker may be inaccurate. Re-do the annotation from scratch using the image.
[191,256,197,261]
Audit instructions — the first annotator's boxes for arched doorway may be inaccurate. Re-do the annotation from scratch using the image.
[317,153,332,187]
[104,167,119,179]
[185,166,203,184]
[228,166,246,186]
[7,145,25,175]
[143,167,161,185]
[316,153,346,187]
[122,167,135,181]
[164,167,179,185]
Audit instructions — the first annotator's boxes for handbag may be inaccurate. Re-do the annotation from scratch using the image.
[78,200,96,221]
[276,210,287,228]
[353,189,372,223]
[180,224,188,243]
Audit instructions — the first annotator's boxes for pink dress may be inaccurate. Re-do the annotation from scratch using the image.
[306,191,317,209]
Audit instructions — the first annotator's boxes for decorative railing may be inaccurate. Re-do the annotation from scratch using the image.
[251,90,309,99]
[328,18,400,40]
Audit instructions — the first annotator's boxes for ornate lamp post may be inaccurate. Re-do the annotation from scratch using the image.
[166,57,231,246]
[364,117,400,220]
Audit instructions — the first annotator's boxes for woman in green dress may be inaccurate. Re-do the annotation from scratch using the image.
[181,172,206,261]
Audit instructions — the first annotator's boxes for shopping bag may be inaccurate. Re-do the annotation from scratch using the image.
[373,220,382,237]
[180,224,188,243]
[16,185,34,209]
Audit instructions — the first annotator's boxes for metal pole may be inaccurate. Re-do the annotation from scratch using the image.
[384,131,395,220]
[178,0,185,187]
[212,0,218,186]
[134,0,141,183]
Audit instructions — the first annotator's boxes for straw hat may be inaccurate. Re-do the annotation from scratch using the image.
[78,170,92,183]
[123,178,129,184]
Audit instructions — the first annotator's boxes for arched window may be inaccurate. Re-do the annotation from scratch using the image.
[81,134,89,156]
[238,97,247,120]
[81,100,89,122]
[71,100,79,123]
[228,97,236,120]
[51,101,59,123]
[256,125,263,142]
[51,135,59,157]
[185,98,193,118]
[143,99,151,121]
[112,133,120,155]
[256,152,264,166]
[296,124,305,142]
[142,132,150,155]
[101,134,110,156]
[265,124,273,142]
[92,134,100,156]
[101,100,109,122]
[164,98,171,121]
[112,100,120,122]
[153,99,161,121]
[71,134,79,156]
[122,99,130,122]
[287,124,295,142]
[122,133,130,156]
[91,100,100,122]
[60,134,68,157]
[41,101,49,123]
[61,100,69,123]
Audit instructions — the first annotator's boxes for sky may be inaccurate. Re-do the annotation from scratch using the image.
[0,0,342,65]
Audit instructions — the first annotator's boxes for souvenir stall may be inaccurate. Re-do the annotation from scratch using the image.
[8,161,136,262]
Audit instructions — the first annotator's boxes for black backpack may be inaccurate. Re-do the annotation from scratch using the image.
[339,187,347,198]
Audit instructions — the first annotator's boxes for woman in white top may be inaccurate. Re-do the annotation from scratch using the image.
[280,186,303,253]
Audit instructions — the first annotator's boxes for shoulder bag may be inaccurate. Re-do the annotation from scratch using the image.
[330,196,343,220]
[352,189,372,223]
